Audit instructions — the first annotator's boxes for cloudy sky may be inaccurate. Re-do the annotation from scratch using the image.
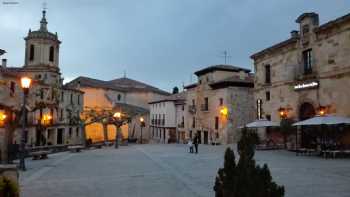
[1,0,349,92]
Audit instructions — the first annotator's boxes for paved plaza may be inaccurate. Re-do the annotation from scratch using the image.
[20,144,350,197]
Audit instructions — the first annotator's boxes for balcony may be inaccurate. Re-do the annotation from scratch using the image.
[188,105,196,114]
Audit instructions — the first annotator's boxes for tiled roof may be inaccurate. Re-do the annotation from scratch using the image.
[209,75,254,89]
[149,91,187,104]
[194,64,251,76]
[109,77,170,95]
[66,76,170,95]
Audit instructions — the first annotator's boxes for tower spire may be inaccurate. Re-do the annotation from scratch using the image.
[40,3,48,31]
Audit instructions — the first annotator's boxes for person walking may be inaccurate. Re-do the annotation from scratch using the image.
[193,134,199,154]
[187,138,194,153]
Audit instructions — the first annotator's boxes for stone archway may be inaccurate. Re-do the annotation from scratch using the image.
[299,102,316,121]
[298,102,316,148]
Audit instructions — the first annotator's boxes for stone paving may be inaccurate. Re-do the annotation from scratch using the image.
[20,144,350,197]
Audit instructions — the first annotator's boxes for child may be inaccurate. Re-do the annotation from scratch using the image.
[188,138,194,153]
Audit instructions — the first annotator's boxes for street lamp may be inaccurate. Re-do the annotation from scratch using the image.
[278,107,288,119]
[20,76,32,171]
[113,112,123,148]
[139,117,145,144]
[0,110,7,127]
[220,106,228,117]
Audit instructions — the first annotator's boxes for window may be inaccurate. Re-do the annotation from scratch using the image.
[192,117,195,128]
[265,64,271,84]
[49,46,54,62]
[61,91,64,101]
[70,94,73,104]
[266,91,270,101]
[77,95,80,105]
[117,94,121,101]
[256,99,263,120]
[302,24,309,35]
[60,108,64,121]
[192,99,195,106]
[215,117,219,130]
[303,49,312,74]
[219,98,223,106]
[204,97,209,111]
[266,115,271,121]
[10,81,15,96]
[29,45,34,61]
[40,89,44,99]
[182,105,184,111]
[69,128,72,138]
[76,127,79,137]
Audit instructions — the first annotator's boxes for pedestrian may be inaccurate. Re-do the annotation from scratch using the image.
[193,134,199,154]
[188,138,194,153]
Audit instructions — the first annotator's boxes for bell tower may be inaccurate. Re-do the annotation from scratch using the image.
[24,9,61,70]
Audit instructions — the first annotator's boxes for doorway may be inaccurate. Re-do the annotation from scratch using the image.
[299,102,316,148]
[57,128,64,144]
[203,131,208,144]
[197,130,202,144]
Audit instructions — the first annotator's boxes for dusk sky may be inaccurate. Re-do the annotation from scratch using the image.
[1,0,350,92]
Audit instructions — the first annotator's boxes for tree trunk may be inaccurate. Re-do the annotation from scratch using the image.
[103,124,108,144]
[81,124,87,147]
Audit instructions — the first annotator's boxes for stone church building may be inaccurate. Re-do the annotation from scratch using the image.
[0,10,84,161]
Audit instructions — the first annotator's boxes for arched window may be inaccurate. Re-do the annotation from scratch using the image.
[29,45,34,61]
[49,46,54,62]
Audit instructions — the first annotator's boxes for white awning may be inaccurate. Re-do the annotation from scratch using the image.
[241,119,280,128]
[293,115,350,126]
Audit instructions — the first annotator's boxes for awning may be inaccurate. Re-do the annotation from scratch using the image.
[241,119,280,128]
[293,115,350,126]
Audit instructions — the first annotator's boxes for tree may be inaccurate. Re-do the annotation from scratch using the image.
[280,118,294,149]
[172,86,179,94]
[214,127,285,197]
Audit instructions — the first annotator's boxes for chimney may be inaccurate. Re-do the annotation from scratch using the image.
[290,30,299,38]
[2,59,7,67]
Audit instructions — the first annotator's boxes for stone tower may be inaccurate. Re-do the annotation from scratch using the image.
[23,9,62,85]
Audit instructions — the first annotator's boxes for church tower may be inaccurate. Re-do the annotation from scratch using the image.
[24,9,61,71]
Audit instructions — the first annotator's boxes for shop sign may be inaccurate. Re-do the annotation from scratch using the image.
[294,81,319,91]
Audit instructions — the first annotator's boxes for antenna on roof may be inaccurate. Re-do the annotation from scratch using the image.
[219,50,231,64]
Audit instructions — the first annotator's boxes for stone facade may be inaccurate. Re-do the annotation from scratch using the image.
[149,92,186,143]
[66,76,170,143]
[150,65,255,145]
[0,10,84,161]
[251,12,350,146]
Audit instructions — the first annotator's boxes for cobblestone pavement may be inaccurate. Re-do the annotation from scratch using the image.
[20,144,350,197]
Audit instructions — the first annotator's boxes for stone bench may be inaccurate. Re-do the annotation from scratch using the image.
[68,145,85,153]
[90,143,103,149]
[29,151,50,160]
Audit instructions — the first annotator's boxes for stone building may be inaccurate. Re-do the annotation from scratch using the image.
[66,76,170,143]
[0,10,84,161]
[251,12,350,146]
[184,65,255,144]
[149,92,186,143]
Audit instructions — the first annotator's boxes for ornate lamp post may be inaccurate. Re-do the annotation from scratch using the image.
[113,112,123,149]
[20,77,32,171]
[139,117,145,144]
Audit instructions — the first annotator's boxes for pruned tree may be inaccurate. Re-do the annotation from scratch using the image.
[214,127,285,197]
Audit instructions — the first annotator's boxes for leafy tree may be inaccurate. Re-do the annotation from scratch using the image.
[280,118,294,149]
[214,127,285,197]
[172,86,179,94]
